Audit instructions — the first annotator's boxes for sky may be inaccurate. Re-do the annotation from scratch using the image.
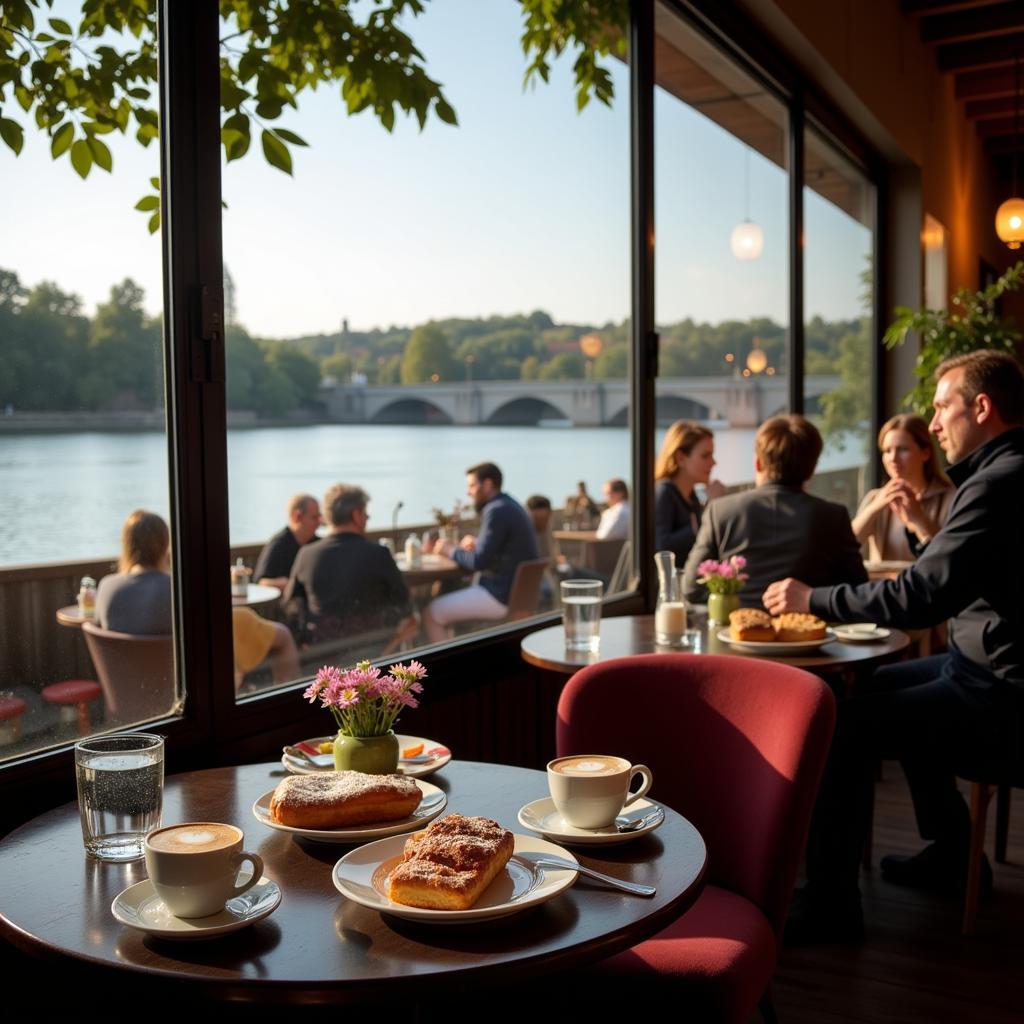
[1,0,871,337]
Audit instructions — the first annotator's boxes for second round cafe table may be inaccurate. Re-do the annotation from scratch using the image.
[0,760,706,1007]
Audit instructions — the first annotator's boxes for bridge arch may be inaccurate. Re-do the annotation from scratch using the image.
[486,397,570,426]
[655,395,713,425]
[370,398,453,425]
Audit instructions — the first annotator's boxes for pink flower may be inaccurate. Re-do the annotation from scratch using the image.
[732,556,747,570]
[718,563,736,578]
[697,560,719,577]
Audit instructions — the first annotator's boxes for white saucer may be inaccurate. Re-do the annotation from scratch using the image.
[281,734,452,779]
[517,797,665,845]
[716,627,836,655]
[333,832,578,923]
[833,624,891,642]
[252,779,447,843]
[111,874,281,940]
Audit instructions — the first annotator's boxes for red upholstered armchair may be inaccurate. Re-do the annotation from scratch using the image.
[557,654,835,1023]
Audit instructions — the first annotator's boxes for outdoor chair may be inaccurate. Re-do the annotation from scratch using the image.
[504,557,550,620]
[556,653,836,1023]
[81,623,177,726]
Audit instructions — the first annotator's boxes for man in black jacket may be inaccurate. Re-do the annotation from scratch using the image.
[764,349,1024,942]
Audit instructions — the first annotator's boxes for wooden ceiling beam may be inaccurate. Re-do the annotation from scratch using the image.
[938,32,1024,72]
[903,0,1009,14]
[956,66,1018,96]
[976,115,1024,136]
[922,2,1024,44]
[966,94,1024,117]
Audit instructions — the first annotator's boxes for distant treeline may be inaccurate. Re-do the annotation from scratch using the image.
[0,269,868,430]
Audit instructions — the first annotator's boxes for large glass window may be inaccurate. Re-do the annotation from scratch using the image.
[803,127,876,514]
[0,10,178,762]
[653,2,789,576]
[220,0,631,695]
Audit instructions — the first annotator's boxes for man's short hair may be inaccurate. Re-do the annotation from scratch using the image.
[287,493,317,518]
[526,494,551,511]
[606,478,629,499]
[323,483,369,526]
[936,349,1024,426]
[755,415,823,487]
[466,461,503,491]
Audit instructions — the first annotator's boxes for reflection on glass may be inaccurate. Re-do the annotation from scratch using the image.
[803,127,876,515]
[223,2,631,695]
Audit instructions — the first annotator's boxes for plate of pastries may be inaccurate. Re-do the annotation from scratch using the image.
[332,813,579,923]
[282,735,451,779]
[253,770,447,842]
[717,608,835,655]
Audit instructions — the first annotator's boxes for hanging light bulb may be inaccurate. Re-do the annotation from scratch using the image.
[732,147,763,261]
[746,343,768,374]
[996,57,1024,249]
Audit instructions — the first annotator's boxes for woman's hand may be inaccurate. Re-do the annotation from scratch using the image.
[886,481,938,542]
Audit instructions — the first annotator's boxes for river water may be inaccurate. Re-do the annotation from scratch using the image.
[0,423,868,566]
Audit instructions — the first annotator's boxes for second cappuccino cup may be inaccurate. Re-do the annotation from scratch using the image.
[144,822,264,918]
[547,755,653,830]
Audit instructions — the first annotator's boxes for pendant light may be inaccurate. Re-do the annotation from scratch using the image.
[731,147,764,260]
[995,57,1024,249]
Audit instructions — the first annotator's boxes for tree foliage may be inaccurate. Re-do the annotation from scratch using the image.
[883,261,1024,415]
[0,0,625,229]
[400,322,455,383]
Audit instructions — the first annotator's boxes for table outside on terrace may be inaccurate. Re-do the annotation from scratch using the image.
[0,760,706,1006]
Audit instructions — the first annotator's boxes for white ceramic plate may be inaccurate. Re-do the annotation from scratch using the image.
[111,874,281,940]
[716,627,837,655]
[252,779,447,843]
[832,625,891,642]
[333,832,578,923]
[517,796,665,846]
[281,734,452,779]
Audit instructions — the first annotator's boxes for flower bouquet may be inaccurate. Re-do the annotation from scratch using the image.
[696,556,749,625]
[303,660,427,773]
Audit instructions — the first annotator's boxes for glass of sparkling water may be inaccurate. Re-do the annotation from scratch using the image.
[75,732,165,861]
[561,579,603,652]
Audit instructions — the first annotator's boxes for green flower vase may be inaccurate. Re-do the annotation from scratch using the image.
[333,731,400,775]
[708,592,740,626]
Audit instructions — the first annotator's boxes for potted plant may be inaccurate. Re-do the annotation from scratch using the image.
[303,660,426,774]
[883,261,1024,415]
[696,556,748,625]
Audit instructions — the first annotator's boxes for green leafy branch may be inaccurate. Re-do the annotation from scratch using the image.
[883,261,1024,415]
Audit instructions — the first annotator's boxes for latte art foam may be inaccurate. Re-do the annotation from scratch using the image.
[148,822,239,854]
[550,755,628,777]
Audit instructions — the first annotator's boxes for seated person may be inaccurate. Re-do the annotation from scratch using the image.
[682,415,867,604]
[526,494,567,606]
[283,483,413,644]
[596,478,630,540]
[852,413,955,562]
[655,420,727,564]
[96,510,172,634]
[232,607,299,691]
[425,462,540,641]
[254,493,322,588]
[565,480,599,529]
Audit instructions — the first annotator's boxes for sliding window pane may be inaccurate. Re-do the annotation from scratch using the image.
[221,1,631,695]
[0,11,178,761]
[803,128,876,514]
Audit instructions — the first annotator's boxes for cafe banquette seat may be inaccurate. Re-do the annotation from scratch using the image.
[557,654,835,1023]
[81,622,177,726]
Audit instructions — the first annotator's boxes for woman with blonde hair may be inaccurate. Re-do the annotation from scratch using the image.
[654,420,726,562]
[851,413,954,561]
[96,510,172,634]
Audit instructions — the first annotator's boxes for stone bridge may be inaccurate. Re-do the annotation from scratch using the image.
[321,375,840,428]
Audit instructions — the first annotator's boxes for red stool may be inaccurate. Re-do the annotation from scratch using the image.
[42,680,103,735]
[0,696,27,745]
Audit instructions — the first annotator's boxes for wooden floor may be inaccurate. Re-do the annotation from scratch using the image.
[771,765,1024,1023]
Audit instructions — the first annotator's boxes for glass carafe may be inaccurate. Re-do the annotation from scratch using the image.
[654,551,687,646]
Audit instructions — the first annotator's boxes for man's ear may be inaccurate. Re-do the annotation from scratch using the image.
[974,392,995,425]
[754,455,763,474]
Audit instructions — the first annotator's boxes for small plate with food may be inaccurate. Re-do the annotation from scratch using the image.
[333,814,579,923]
[253,772,447,843]
[281,735,451,779]
[717,609,835,655]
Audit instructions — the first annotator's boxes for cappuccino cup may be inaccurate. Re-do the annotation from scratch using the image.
[144,822,264,918]
[547,755,654,830]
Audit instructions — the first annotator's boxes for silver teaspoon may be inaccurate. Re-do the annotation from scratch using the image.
[525,856,656,897]
[615,809,665,833]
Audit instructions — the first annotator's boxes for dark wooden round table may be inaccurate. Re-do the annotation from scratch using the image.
[0,760,705,1006]
[521,614,911,675]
